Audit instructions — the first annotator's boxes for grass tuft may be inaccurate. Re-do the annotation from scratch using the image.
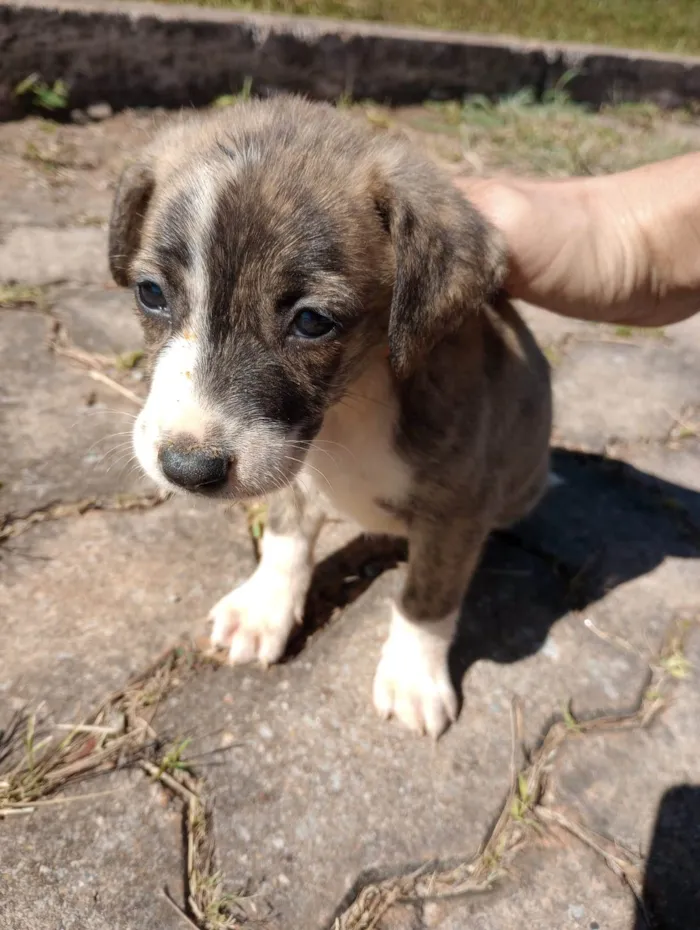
[212,77,254,108]
[1,643,251,928]
[0,284,48,312]
[391,88,697,179]
[15,73,69,111]
[115,349,145,370]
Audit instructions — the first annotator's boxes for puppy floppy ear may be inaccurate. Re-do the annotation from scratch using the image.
[108,160,155,287]
[372,162,506,378]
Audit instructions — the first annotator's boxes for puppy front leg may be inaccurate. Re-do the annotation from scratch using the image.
[209,483,325,666]
[373,521,488,738]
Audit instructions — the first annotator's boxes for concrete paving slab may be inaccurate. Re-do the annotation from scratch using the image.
[0,497,255,710]
[553,339,700,449]
[0,771,184,930]
[552,626,700,930]
[0,309,145,512]
[1,99,699,930]
[516,299,603,346]
[615,442,700,528]
[0,226,111,286]
[158,569,516,930]
[0,111,157,234]
[54,285,143,357]
[421,842,635,930]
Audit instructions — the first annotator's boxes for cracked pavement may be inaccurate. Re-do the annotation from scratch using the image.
[0,103,699,930]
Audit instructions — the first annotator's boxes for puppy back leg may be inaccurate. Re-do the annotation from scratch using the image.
[209,483,326,666]
[373,519,488,738]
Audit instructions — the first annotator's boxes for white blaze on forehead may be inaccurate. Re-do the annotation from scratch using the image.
[148,335,210,437]
[186,165,221,333]
[136,168,220,436]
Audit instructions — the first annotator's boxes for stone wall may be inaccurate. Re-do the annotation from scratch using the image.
[1,0,699,119]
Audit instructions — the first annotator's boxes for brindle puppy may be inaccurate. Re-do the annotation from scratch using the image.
[109,96,552,738]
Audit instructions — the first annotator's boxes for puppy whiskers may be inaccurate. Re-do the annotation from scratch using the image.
[283,454,333,493]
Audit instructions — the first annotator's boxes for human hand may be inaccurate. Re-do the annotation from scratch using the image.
[456,154,700,328]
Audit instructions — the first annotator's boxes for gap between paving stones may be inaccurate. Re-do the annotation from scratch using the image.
[2,281,147,404]
[1,614,695,930]
[0,489,169,544]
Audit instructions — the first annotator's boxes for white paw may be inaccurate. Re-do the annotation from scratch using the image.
[210,530,313,667]
[373,607,458,739]
[209,575,300,667]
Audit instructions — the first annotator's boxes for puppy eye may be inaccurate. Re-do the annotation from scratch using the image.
[292,308,335,339]
[136,281,168,317]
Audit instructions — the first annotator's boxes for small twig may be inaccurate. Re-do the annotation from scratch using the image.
[508,696,524,788]
[140,760,198,802]
[48,320,112,368]
[1,787,123,812]
[573,335,644,348]
[664,406,698,437]
[536,806,646,904]
[583,617,645,658]
[88,369,143,406]
[55,723,122,735]
[54,343,114,369]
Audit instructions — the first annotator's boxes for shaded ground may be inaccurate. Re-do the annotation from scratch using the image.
[1,98,699,930]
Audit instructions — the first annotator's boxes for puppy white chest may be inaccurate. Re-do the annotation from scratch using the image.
[299,362,411,536]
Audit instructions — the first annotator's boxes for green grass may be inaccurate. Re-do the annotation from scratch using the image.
[394,91,699,177]
[0,284,48,311]
[14,73,69,111]
[206,78,698,176]
[153,0,700,56]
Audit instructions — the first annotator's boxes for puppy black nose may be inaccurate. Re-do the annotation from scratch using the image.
[159,445,229,490]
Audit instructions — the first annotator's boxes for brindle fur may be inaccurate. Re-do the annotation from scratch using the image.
[109,96,552,736]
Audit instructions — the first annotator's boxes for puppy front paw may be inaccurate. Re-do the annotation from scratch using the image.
[209,576,300,667]
[373,608,458,739]
[209,529,314,667]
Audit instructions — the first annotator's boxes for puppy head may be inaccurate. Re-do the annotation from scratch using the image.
[109,99,504,499]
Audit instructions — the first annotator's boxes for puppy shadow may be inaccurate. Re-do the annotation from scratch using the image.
[286,533,407,659]
[633,785,700,929]
[289,448,700,680]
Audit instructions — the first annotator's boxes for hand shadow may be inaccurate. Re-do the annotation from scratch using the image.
[633,785,700,929]
[290,448,700,685]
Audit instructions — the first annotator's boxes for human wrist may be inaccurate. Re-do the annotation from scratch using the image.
[594,155,700,326]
